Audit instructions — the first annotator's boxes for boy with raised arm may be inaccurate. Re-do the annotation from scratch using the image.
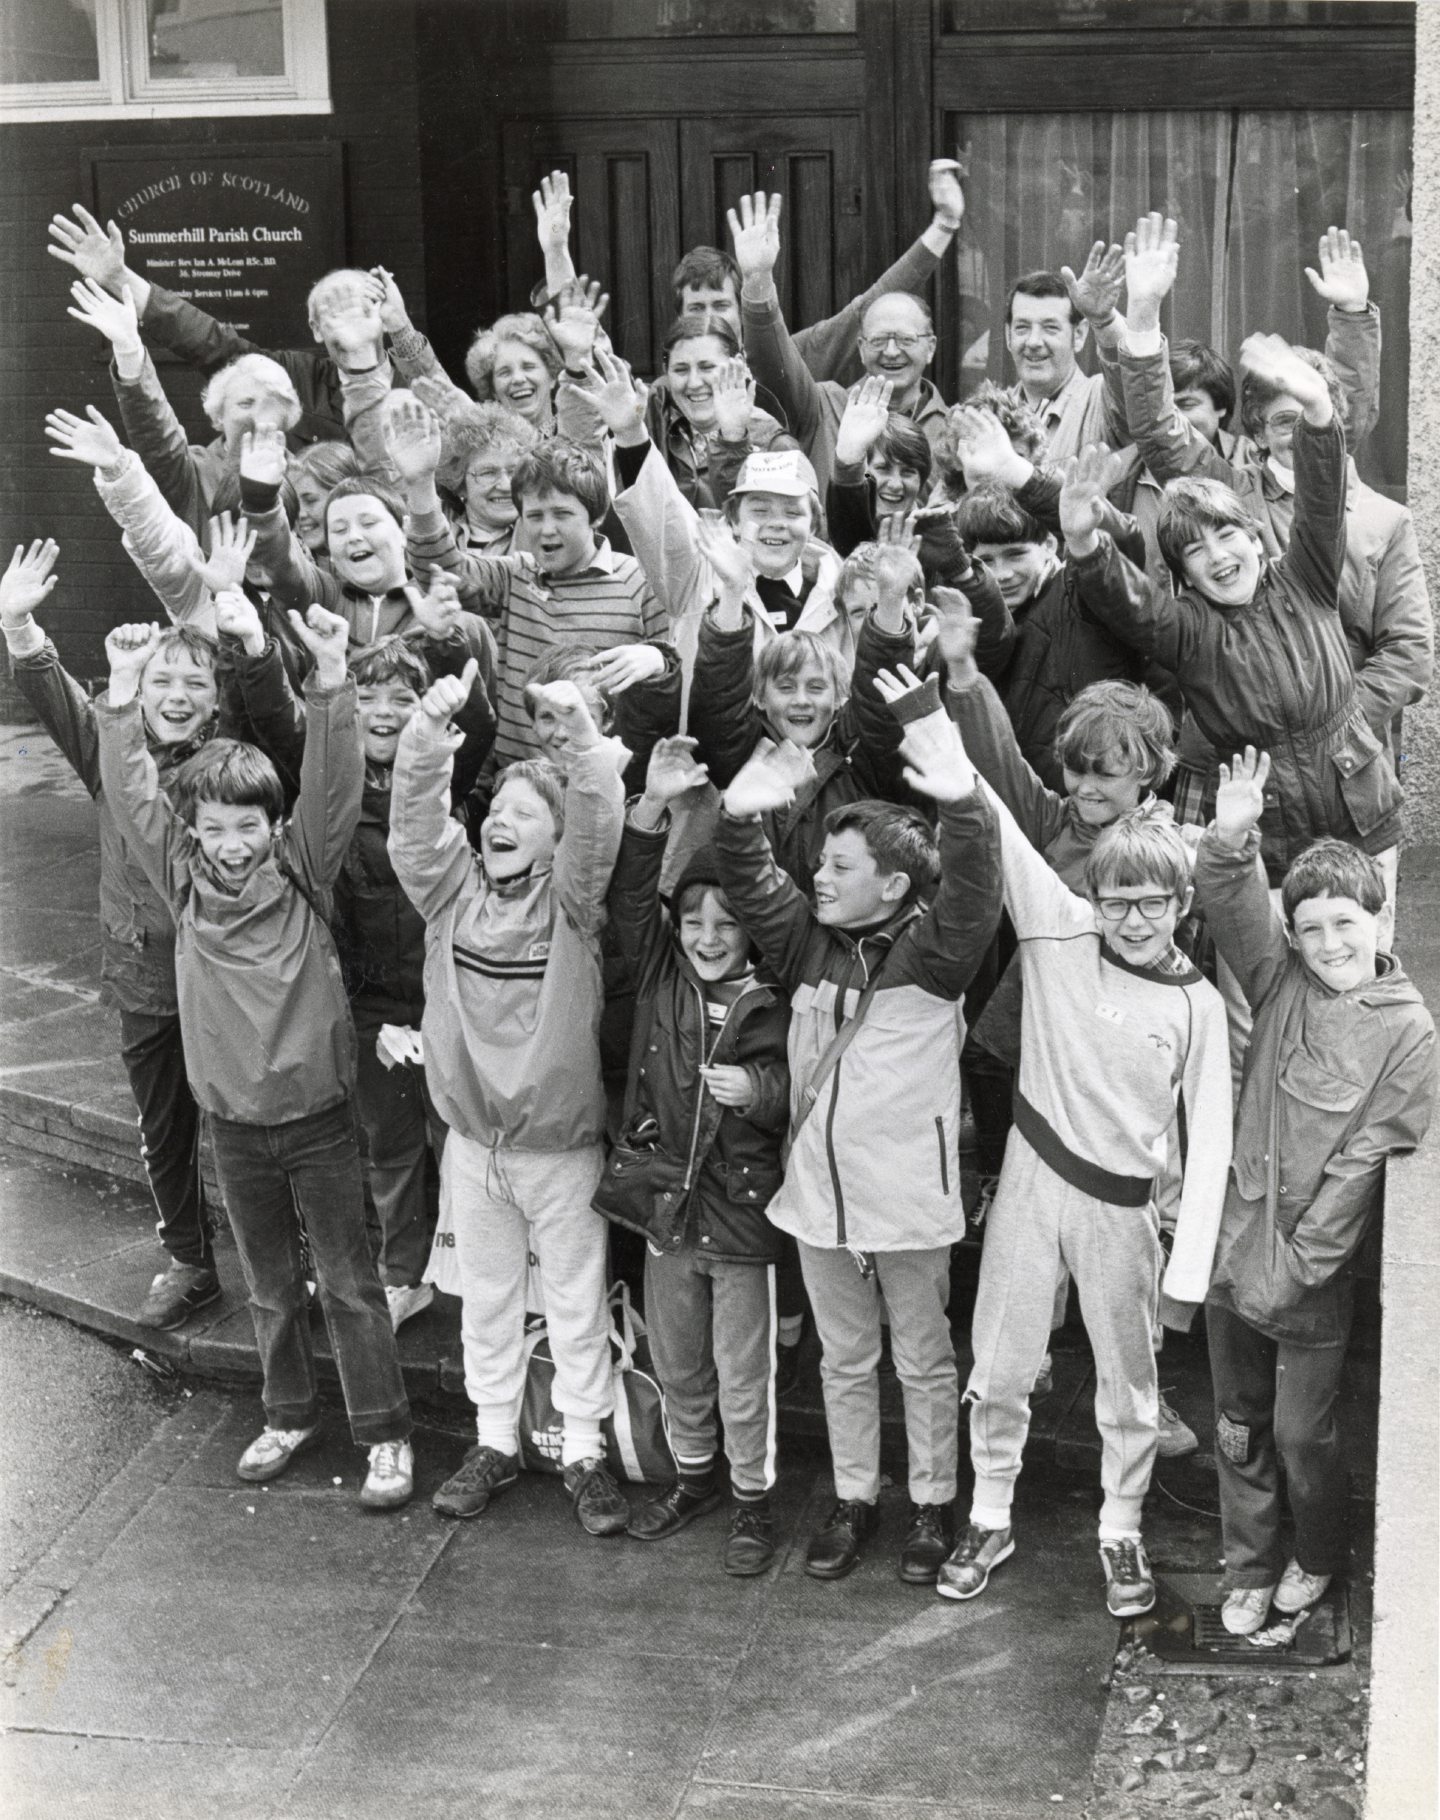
[1194,749,1434,1635]
[1113,214,1430,777]
[1059,331,1403,897]
[714,690,1003,1587]
[939,711,1232,1618]
[388,670,632,1537]
[93,605,416,1509]
[602,735,791,1575]
[1,542,226,1332]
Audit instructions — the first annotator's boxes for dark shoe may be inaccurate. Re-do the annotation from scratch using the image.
[724,1499,777,1577]
[432,1445,518,1519]
[561,1455,630,1537]
[138,1260,221,1331]
[898,1501,956,1585]
[804,1498,877,1580]
[774,1339,802,1399]
[626,1479,722,1541]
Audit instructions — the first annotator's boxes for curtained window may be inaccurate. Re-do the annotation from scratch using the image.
[950,109,1412,494]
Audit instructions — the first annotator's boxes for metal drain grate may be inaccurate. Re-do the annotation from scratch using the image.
[1128,1572,1351,1671]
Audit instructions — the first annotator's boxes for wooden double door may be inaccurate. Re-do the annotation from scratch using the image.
[499,115,867,377]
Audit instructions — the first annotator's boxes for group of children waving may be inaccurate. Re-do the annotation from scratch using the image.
[9,166,1433,1640]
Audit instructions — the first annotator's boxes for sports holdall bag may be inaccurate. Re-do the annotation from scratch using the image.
[518,1282,675,1485]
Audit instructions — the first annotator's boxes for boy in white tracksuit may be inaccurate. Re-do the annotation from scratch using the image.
[941,770,1233,1619]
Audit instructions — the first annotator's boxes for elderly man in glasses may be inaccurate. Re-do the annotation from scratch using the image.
[731,191,951,492]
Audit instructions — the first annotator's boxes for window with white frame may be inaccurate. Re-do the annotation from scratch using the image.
[1,0,331,120]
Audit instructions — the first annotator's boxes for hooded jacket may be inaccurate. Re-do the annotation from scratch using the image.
[1069,416,1403,884]
[714,778,1002,1253]
[9,630,229,1017]
[1194,828,1436,1346]
[601,825,789,1262]
[94,677,364,1124]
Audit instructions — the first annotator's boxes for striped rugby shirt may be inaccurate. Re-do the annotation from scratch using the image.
[407,507,667,764]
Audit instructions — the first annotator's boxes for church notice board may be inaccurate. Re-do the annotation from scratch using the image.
[84,143,345,349]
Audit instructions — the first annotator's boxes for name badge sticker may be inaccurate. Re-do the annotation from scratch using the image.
[1094,1002,1125,1026]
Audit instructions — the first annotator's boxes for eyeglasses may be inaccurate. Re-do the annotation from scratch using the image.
[859,331,932,353]
[1262,410,1302,434]
[1095,895,1176,922]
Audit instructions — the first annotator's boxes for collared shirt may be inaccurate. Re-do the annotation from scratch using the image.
[1009,365,1114,463]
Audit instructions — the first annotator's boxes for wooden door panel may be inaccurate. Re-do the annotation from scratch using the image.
[679,116,864,334]
[500,118,681,375]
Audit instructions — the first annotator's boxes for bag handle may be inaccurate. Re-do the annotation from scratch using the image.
[608,1279,641,1370]
[792,964,885,1138]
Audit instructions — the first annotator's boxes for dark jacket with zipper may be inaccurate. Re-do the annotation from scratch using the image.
[714,775,1002,1252]
[689,605,917,895]
[600,822,790,1263]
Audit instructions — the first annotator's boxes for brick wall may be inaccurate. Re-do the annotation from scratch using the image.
[0,0,425,685]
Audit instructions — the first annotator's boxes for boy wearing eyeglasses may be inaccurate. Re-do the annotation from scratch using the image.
[940,777,1231,1622]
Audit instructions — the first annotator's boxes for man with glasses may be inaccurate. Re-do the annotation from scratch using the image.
[730,191,951,492]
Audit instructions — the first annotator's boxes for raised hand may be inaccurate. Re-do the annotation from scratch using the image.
[875,510,921,556]
[366,265,412,335]
[1057,444,1123,549]
[696,517,757,611]
[710,357,755,443]
[1303,226,1369,313]
[418,657,480,729]
[544,276,609,370]
[874,665,975,801]
[44,405,124,469]
[726,192,783,285]
[411,373,465,427]
[104,621,162,704]
[1123,212,1179,325]
[928,158,966,233]
[532,171,574,261]
[834,375,894,467]
[585,642,666,696]
[0,540,60,629]
[286,603,350,686]
[239,425,288,488]
[1213,746,1271,848]
[946,404,1031,489]
[213,588,266,656]
[381,389,443,483]
[66,277,142,356]
[188,512,257,596]
[568,346,648,442]
[721,735,815,819]
[643,734,710,806]
[524,677,603,751]
[929,587,979,686]
[402,567,463,640]
[1237,332,1332,420]
[1061,239,1126,325]
[47,205,126,292]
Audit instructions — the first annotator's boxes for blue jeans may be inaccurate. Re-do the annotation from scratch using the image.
[210,1097,411,1446]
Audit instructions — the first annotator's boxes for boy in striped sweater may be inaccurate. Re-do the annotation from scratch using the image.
[392,392,668,768]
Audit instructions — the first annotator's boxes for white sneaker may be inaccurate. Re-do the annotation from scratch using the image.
[1156,1394,1199,1459]
[1274,1559,1332,1614]
[1221,1583,1277,1635]
[385,1281,435,1332]
[361,1439,414,1510]
[237,1424,320,1482]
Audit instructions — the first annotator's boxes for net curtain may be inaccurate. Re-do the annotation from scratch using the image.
[954,109,1413,491]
